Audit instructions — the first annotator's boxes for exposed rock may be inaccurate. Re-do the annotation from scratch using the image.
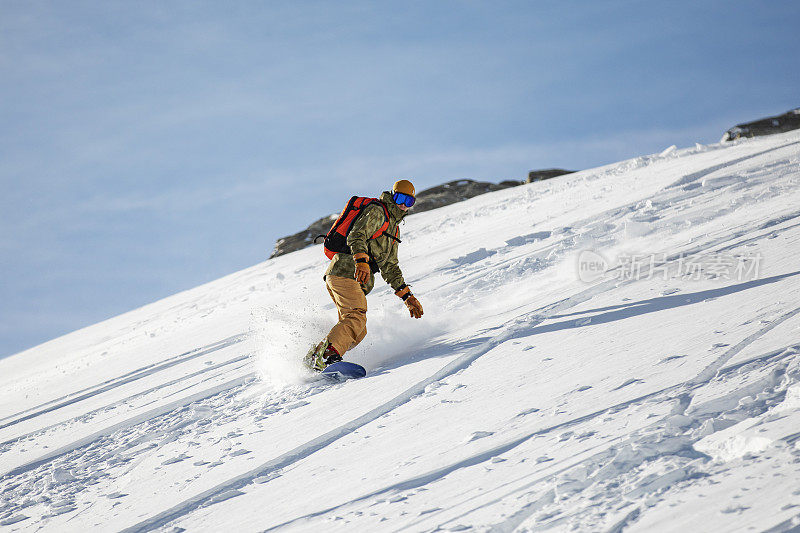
[269,214,338,259]
[269,172,574,258]
[527,168,575,182]
[722,108,800,142]
[410,178,523,214]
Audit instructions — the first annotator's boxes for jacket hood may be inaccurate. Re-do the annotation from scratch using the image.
[380,190,408,221]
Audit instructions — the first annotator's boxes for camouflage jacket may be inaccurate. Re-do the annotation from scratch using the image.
[325,191,407,295]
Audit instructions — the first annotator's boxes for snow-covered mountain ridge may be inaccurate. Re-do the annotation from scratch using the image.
[2,131,800,532]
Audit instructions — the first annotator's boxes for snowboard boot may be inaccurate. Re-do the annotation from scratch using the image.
[303,341,342,372]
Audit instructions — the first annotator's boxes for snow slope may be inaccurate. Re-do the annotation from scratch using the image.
[2,131,800,532]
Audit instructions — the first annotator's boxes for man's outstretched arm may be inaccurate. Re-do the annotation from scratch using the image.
[380,237,423,319]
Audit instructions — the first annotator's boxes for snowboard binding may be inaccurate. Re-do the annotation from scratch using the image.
[303,341,342,372]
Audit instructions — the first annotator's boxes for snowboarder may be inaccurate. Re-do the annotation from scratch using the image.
[305,179,424,371]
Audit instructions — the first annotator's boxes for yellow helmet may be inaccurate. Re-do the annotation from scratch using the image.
[392,179,415,197]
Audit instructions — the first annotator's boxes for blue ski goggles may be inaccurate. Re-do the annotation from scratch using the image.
[392,191,416,207]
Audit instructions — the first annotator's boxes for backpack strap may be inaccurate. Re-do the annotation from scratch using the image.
[382,229,402,243]
[365,201,402,243]
[368,201,391,240]
[381,216,402,243]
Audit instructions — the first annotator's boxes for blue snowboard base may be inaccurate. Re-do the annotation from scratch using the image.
[320,361,366,380]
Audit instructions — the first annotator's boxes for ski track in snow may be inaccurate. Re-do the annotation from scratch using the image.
[0,355,252,459]
[2,133,800,532]
[0,334,247,432]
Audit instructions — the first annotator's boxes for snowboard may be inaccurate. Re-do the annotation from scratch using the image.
[320,361,367,381]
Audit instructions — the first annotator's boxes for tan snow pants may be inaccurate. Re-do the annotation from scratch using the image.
[325,275,367,355]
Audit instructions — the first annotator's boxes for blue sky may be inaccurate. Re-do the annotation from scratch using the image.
[1,1,798,358]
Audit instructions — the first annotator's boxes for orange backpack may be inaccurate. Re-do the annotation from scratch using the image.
[318,196,400,260]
